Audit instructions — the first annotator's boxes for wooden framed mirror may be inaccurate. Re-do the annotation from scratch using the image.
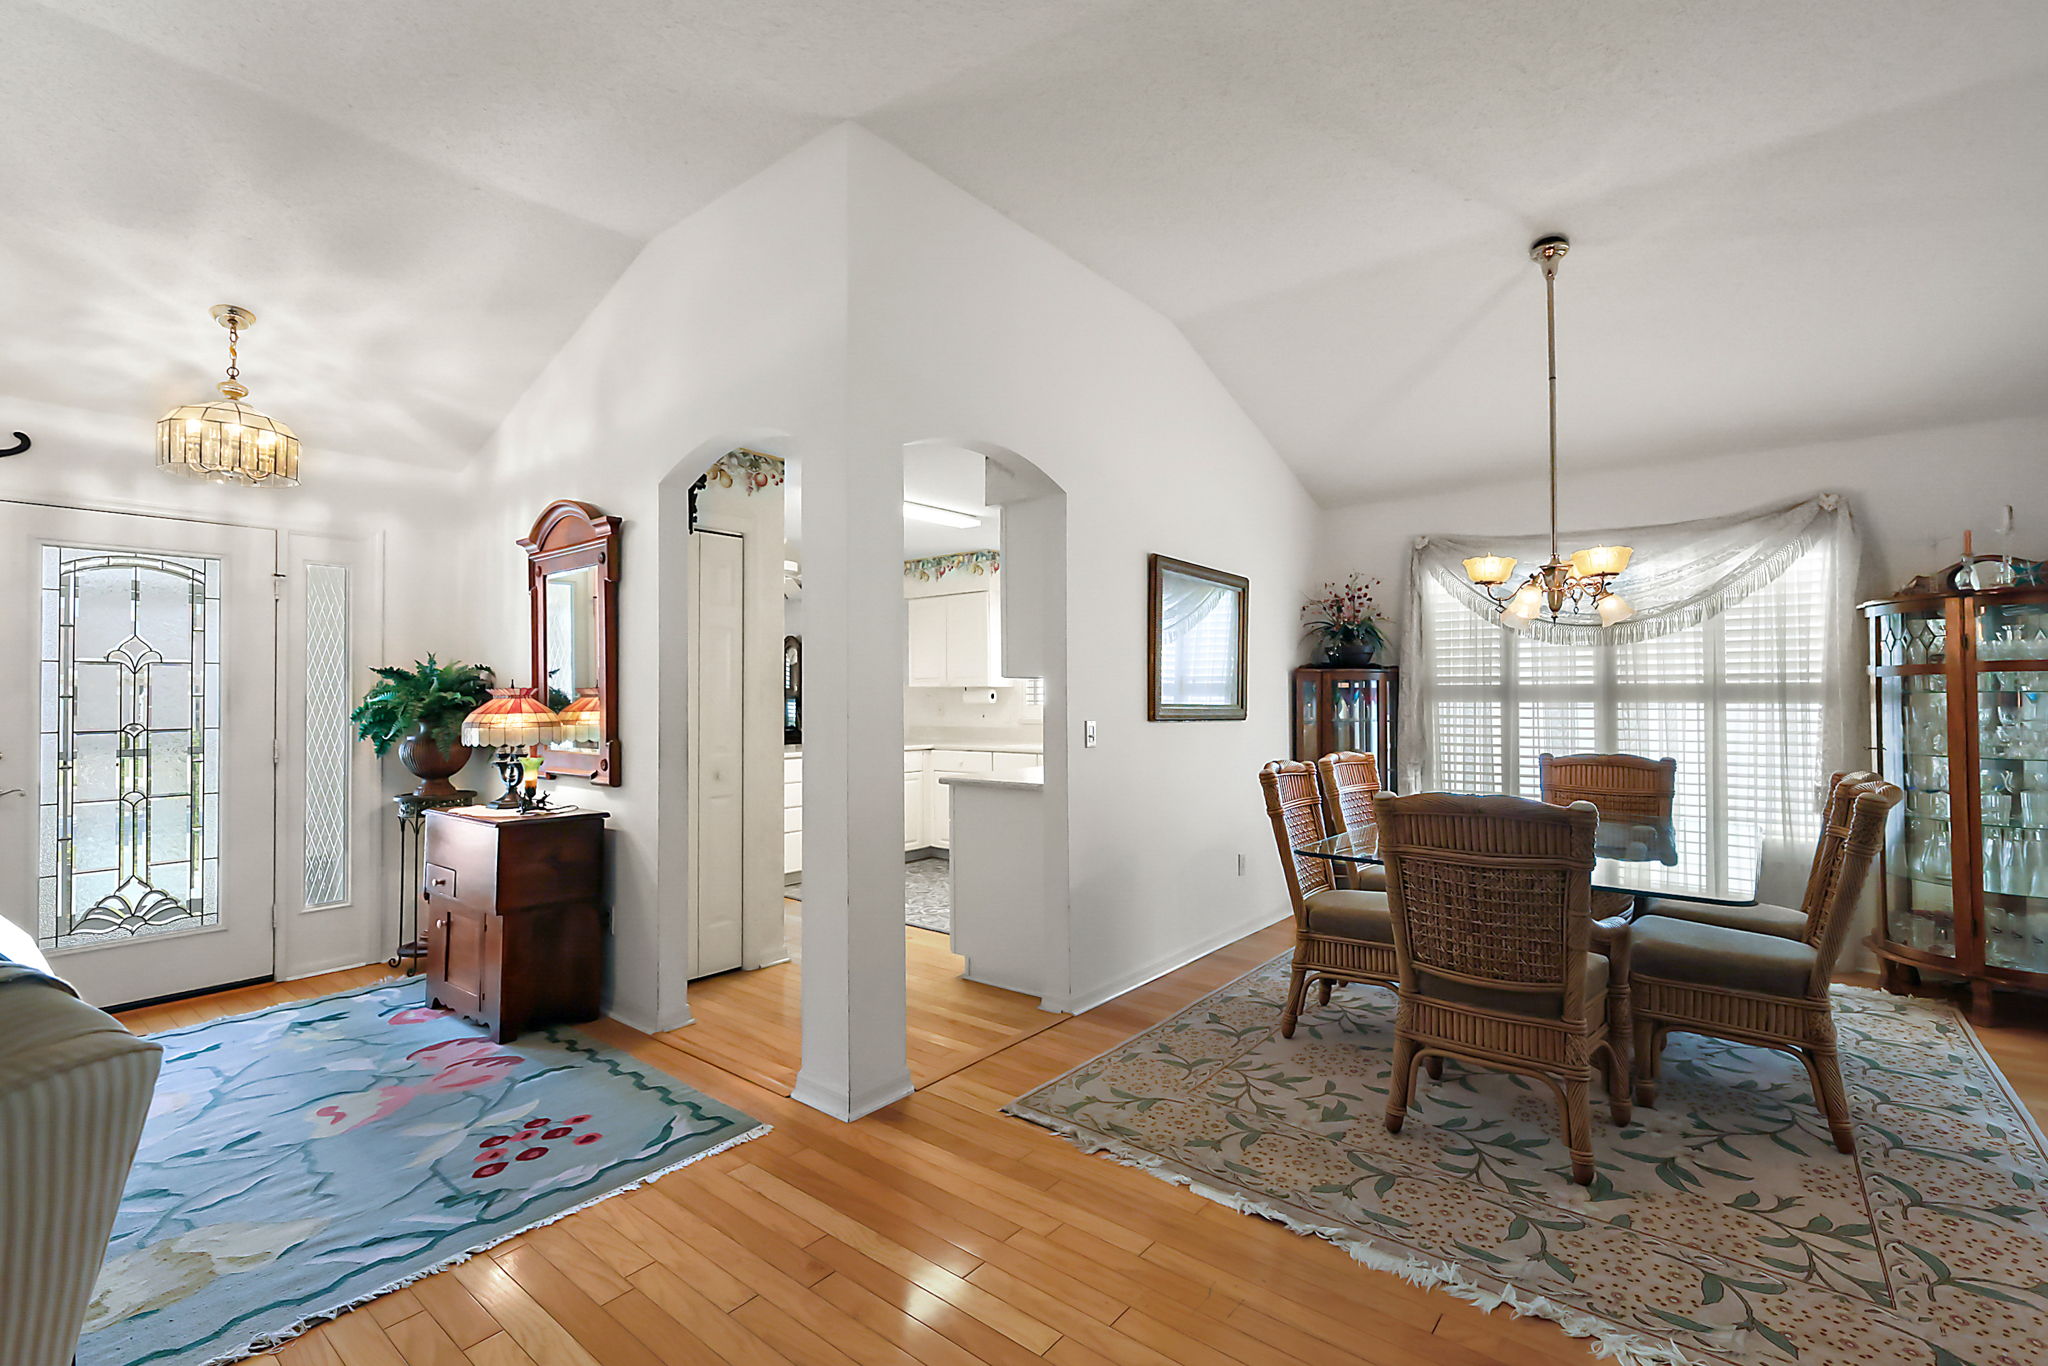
[520,500,621,784]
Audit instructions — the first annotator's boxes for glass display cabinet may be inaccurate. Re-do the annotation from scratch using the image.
[1866,584,2048,1023]
[1290,666,1398,777]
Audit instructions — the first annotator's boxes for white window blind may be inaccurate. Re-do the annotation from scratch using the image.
[1420,542,1831,893]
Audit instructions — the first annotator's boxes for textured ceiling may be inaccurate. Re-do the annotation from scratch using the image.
[8,0,2046,495]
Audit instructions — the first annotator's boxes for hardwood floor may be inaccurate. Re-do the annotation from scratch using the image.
[116,925,2048,1366]
[656,901,1064,1093]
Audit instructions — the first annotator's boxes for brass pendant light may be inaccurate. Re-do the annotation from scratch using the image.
[1464,238,1632,628]
[156,305,301,486]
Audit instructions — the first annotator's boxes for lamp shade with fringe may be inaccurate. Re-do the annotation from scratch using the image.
[557,690,603,744]
[461,689,567,750]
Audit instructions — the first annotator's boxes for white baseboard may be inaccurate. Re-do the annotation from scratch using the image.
[277,954,383,983]
[1048,908,1290,1016]
[790,1069,916,1122]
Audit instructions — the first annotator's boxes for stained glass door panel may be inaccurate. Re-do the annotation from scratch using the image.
[0,505,275,1007]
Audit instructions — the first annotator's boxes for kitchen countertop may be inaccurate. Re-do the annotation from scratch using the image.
[785,740,1044,757]
[939,767,1045,790]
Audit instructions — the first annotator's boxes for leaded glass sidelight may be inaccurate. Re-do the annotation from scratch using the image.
[303,563,351,908]
[39,546,222,948]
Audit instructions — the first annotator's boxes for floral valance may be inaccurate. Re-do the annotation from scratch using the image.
[1411,494,1853,648]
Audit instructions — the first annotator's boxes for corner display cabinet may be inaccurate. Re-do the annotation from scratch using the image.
[1865,583,2048,1023]
[1290,666,1398,777]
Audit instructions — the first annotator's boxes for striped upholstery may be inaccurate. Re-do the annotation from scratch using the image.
[0,962,162,1366]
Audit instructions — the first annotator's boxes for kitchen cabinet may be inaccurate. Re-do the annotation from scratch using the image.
[782,745,1043,869]
[906,589,1009,688]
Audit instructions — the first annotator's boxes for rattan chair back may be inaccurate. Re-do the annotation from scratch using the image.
[1793,770,1882,940]
[1260,760,1333,924]
[1315,751,1381,837]
[1372,791,1600,1018]
[1539,752,1677,825]
[1803,777,1902,990]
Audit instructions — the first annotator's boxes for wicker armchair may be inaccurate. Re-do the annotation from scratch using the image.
[1259,760,1397,1038]
[1631,777,1902,1153]
[1637,771,1880,940]
[1373,791,1631,1186]
[1540,752,1677,917]
[1315,751,1387,893]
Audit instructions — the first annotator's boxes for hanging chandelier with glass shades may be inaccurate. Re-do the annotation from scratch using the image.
[156,304,301,486]
[1464,237,1632,629]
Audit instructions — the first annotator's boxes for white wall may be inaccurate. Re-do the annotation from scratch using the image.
[454,125,1321,1108]
[1314,415,2048,659]
[843,129,1320,1012]
[456,133,850,1034]
[1,394,464,982]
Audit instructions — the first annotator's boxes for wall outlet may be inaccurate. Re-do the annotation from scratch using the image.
[1084,720,1097,748]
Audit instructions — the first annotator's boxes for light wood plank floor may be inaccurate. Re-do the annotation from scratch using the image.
[116,924,2048,1366]
[654,902,1065,1094]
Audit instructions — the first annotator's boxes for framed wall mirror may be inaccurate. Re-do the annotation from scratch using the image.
[1148,554,1249,721]
[520,500,622,783]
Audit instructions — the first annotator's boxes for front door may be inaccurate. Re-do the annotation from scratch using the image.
[0,503,277,1006]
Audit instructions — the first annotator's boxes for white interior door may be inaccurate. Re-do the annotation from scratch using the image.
[690,530,746,977]
[0,503,277,1007]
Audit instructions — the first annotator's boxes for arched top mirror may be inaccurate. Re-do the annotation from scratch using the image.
[519,499,621,785]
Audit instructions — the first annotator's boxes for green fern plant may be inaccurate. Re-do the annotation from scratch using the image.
[349,655,494,755]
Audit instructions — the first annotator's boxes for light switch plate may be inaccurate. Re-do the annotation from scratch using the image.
[1084,720,1098,748]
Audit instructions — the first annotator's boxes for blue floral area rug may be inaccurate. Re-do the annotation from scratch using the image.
[1008,952,2048,1366]
[82,979,768,1366]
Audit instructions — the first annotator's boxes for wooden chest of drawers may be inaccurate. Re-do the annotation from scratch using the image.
[422,807,608,1043]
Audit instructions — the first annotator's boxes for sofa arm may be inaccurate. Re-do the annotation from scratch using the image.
[0,978,162,1366]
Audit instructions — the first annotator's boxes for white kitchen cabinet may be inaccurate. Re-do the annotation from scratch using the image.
[904,775,924,850]
[783,745,1038,867]
[906,588,1008,687]
[906,598,949,686]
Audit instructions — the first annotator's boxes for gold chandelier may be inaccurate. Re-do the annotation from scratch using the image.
[157,305,301,486]
[1464,237,1632,628]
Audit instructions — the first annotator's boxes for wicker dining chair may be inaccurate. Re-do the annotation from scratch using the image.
[1540,752,1678,916]
[1373,791,1631,1186]
[1315,751,1387,893]
[1636,771,1881,940]
[1259,760,1398,1038]
[1630,776,1902,1154]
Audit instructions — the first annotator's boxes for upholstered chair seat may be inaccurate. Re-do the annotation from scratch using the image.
[1303,888,1393,942]
[1631,918,1818,997]
[1636,828,1859,940]
[1416,953,1611,1026]
[1637,898,1810,941]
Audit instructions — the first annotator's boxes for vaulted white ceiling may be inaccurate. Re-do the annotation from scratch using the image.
[8,0,2045,499]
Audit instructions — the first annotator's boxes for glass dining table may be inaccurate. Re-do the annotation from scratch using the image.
[1294,811,1759,909]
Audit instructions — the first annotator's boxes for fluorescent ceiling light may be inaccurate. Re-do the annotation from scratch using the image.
[902,500,982,529]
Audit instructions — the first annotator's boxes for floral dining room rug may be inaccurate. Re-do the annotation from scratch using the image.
[82,979,768,1366]
[1006,952,2048,1365]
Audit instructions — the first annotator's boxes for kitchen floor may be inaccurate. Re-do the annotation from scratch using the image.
[788,854,954,935]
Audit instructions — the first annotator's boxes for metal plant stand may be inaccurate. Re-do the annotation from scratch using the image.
[390,791,475,970]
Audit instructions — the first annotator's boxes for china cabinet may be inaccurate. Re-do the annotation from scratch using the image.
[1290,666,1398,777]
[1865,585,2048,1023]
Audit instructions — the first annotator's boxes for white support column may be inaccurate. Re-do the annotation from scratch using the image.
[791,434,913,1120]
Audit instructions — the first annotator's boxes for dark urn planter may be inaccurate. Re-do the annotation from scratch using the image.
[1324,641,1378,668]
[398,725,473,799]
